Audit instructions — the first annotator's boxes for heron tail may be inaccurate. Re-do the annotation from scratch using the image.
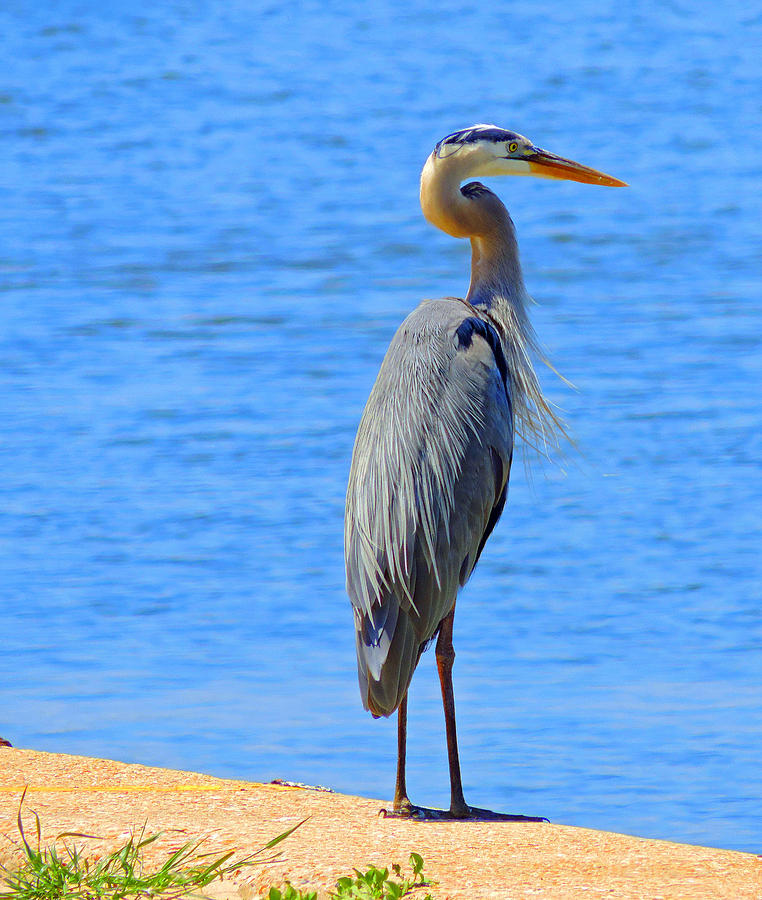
[356,606,420,718]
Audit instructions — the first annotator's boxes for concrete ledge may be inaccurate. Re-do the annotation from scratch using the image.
[1,748,759,898]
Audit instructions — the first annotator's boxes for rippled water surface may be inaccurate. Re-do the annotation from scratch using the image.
[2,2,761,852]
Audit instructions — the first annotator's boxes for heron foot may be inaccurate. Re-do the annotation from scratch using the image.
[450,804,549,823]
[379,802,451,820]
[379,802,547,822]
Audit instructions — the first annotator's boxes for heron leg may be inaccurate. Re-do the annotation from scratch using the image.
[436,604,469,818]
[392,693,412,812]
[381,638,545,823]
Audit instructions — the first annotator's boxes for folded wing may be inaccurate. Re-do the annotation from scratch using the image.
[345,299,514,717]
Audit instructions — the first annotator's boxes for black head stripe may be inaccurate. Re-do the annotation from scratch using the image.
[435,125,521,158]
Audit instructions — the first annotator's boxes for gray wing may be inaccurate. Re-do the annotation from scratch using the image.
[345,298,513,717]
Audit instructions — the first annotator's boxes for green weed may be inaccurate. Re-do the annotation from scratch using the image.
[0,787,303,899]
[267,851,432,900]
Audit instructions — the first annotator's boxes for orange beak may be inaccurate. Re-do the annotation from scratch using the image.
[526,147,627,187]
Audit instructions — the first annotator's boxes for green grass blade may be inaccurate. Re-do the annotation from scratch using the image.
[15,787,34,859]
[261,818,308,851]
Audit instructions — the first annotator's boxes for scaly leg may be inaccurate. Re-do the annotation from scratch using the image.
[436,604,548,822]
[435,605,469,817]
[393,693,412,812]
[381,606,546,822]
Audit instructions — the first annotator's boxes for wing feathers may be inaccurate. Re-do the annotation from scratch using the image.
[346,299,513,716]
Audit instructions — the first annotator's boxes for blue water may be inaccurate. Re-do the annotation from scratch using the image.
[2,2,761,853]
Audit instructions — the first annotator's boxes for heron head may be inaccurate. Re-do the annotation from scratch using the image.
[435,124,626,187]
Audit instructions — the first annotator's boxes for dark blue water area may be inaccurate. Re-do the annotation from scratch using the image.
[1,1,761,853]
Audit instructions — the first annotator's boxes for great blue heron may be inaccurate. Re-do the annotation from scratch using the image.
[345,125,625,820]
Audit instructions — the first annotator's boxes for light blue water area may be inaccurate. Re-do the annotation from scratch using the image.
[2,1,761,853]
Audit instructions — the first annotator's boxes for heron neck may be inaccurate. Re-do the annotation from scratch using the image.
[466,228,527,317]
[419,154,528,320]
[419,153,476,239]
[420,151,561,451]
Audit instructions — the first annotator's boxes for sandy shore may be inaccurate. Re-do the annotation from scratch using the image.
[0,746,759,898]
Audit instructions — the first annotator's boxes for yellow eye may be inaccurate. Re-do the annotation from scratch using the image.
[508,142,518,153]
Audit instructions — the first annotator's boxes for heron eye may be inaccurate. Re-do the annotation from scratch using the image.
[508,142,518,154]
